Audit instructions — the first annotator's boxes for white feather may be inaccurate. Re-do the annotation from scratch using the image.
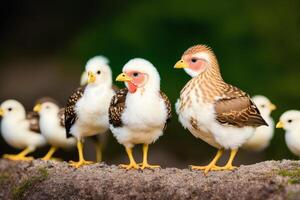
[177,81,255,150]
[110,58,168,148]
[39,102,76,149]
[279,110,300,156]
[243,95,275,151]
[0,100,46,151]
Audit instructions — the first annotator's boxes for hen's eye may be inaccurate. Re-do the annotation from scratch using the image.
[133,72,139,77]
[261,105,266,108]
[8,108,12,111]
[288,119,293,123]
[97,70,101,75]
[46,106,50,109]
[191,58,197,63]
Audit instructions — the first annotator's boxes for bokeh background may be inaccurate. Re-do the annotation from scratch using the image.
[0,0,299,168]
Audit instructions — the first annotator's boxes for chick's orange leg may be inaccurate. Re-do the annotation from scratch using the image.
[139,144,160,169]
[42,146,58,161]
[190,149,224,174]
[3,147,34,161]
[119,147,139,170]
[217,148,238,170]
[69,141,93,168]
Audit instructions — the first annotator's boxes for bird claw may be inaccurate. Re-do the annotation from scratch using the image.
[119,163,140,170]
[69,160,94,168]
[190,164,223,174]
[215,165,237,171]
[139,163,160,170]
[3,154,34,161]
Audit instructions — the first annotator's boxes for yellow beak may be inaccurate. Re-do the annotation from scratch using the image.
[269,103,276,111]
[276,121,284,129]
[0,108,4,117]
[174,59,189,69]
[116,73,132,82]
[33,104,42,113]
[88,72,96,84]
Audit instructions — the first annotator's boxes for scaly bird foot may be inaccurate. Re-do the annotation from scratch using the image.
[3,154,34,161]
[215,165,237,171]
[139,163,160,170]
[69,160,94,168]
[119,162,139,170]
[190,164,223,174]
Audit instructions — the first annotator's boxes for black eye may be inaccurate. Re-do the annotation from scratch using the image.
[191,58,197,63]
[46,106,50,109]
[97,70,101,75]
[133,72,139,77]
[261,105,266,108]
[288,119,293,123]
[8,108,12,111]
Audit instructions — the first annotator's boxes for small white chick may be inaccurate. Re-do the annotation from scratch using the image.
[80,55,109,86]
[0,99,46,161]
[243,95,276,151]
[33,98,76,161]
[277,110,300,157]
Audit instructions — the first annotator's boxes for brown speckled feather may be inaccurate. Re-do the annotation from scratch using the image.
[109,88,128,127]
[65,86,86,138]
[215,84,267,128]
[26,111,40,133]
[58,108,65,127]
[109,89,172,129]
[160,91,172,131]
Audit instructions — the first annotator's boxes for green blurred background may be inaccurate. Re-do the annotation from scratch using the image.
[0,0,299,168]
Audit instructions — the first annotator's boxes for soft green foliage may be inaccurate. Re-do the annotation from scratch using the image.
[278,168,300,184]
[12,167,49,200]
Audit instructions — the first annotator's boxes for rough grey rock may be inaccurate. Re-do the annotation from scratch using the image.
[0,159,300,200]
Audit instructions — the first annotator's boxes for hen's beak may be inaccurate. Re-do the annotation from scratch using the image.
[0,108,4,117]
[88,72,96,84]
[269,103,276,111]
[174,59,188,69]
[276,121,284,129]
[33,104,42,113]
[116,73,132,82]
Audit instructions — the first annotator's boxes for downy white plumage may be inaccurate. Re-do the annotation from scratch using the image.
[80,55,109,86]
[276,110,300,157]
[34,101,76,160]
[0,99,46,161]
[65,56,115,168]
[243,95,276,151]
[109,58,171,169]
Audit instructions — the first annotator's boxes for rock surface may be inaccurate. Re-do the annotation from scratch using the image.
[0,159,300,200]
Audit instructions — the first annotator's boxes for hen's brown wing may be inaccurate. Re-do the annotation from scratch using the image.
[109,88,128,127]
[64,86,86,138]
[215,84,267,128]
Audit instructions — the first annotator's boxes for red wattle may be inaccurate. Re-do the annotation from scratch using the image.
[128,82,137,93]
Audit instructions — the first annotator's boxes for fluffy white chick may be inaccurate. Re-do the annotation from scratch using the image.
[0,100,46,161]
[276,110,300,157]
[80,55,109,86]
[34,99,76,161]
[109,58,171,170]
[65,56,115,168]
[243,95,276,151]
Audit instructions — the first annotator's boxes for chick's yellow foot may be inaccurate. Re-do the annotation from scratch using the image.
[119,162,140,170]
[190,164,222,174]
[69,160,94,168]
[217,164,237,171]
[3,154,34,161]
[139,163,160,170]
